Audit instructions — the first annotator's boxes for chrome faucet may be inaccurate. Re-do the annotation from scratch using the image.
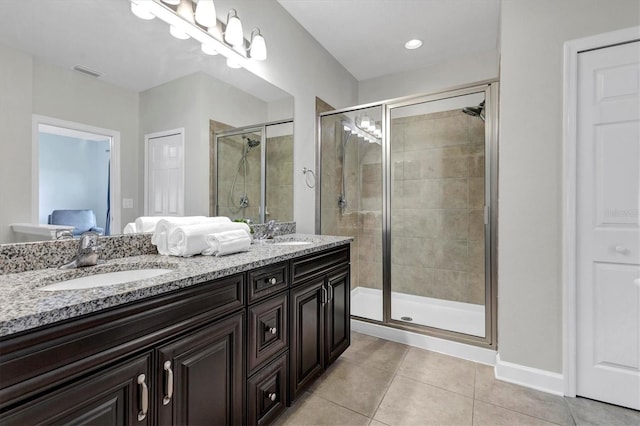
[255,220,279,240]
[59,231,104,269]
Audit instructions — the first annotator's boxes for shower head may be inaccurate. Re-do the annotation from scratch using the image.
[243,136,261,148]
[462,101,485,121]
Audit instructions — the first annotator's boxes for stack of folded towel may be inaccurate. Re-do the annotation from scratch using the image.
[144,216,252,257]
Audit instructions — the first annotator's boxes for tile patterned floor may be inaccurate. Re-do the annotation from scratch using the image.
[275,332,640,426]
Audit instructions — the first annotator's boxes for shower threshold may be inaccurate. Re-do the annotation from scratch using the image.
[351,287,485,337]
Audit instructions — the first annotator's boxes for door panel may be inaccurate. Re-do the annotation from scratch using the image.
[576,40,640,410]
[325,267,350,366]
[147,132,184,216]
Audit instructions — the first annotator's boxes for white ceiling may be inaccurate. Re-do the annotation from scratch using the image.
[278,0,501,81]
[0,0,289,102]
[0,0,500,100]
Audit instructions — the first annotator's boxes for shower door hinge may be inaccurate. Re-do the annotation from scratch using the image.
[484,206,489,225]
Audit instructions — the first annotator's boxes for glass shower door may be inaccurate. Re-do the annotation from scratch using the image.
[319,105,384,322]
[388,92,488,337]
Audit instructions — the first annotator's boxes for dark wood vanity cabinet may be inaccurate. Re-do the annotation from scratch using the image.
[0,244,351,426]
[289,247,351,401]
[156,313,245,426]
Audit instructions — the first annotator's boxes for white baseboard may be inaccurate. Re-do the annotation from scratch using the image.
[351,319,497,366]
[495,354,565,396]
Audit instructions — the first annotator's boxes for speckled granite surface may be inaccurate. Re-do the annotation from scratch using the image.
[0,222,295,275]
[0,234,351,337]
[0,234,158,274]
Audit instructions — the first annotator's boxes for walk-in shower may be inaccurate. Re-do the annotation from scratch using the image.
[214,120,294,224]
[317,83,498,348]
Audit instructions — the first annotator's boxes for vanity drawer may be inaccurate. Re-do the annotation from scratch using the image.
[248,292,288,375]
[291,246,350,285]
[247,352,288,426]
[247,261,288,303]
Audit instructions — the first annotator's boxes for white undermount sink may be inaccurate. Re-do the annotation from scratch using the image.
[273,241,313,246]
[39,269,173,291]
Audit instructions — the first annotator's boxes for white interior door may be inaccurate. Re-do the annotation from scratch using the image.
[146,131,184,216]
[576,41,640,409]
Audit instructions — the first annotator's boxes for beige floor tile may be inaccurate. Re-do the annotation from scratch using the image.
[565,396,640,426]
[341,332,409,373]
[474,364,573,425]
[473,400,559,425]
[396,347,476,397]
[369,420,390,426]
[374,375,473,425]
[274,392,370,426]
[309,357,395,417]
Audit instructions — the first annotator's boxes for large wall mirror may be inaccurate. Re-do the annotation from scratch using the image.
[0,0,293,244]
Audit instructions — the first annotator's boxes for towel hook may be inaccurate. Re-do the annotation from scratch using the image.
[302,167,316,188]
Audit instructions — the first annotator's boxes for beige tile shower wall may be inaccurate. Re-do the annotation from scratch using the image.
[390,110,485,305]
[266,134,294,222]
[217,133,261,222]
[320,116,362,290]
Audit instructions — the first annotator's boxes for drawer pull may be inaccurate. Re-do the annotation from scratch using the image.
[266,326,277,335]
[264,277,277,285]
[266,392,277,402]
[163,360,174,405]
[137,374,149,422]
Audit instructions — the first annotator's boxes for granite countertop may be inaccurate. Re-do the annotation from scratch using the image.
[0,234,352,338]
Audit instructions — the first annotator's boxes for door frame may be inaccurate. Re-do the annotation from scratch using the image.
[562,25,640,398]
[143,128,185,216]
[31,114,121,234]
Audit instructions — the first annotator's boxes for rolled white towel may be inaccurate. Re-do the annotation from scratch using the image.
[152,216,230,250]
[166,222,250,257]
[123,222,137,234]
[135,216,176,234]
[202,229,252,256]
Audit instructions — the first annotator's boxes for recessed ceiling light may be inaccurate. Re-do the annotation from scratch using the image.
[404,39,423,50]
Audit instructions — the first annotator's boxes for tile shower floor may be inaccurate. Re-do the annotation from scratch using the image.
[275,332,640,426]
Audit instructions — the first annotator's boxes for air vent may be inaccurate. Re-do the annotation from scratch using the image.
[72,65,102,78]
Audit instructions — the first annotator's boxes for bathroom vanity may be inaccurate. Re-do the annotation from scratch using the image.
[0,234,351,425]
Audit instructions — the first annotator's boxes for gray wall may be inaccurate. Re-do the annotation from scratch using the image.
[498,0,640,373]
[139,72,269,217]
[0,44,32,244]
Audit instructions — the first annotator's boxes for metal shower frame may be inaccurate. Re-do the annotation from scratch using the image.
[315,80,499,349]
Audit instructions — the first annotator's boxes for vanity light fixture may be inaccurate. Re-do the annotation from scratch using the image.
[131,2,155,20]
[130,0,267,70]
[249,28,267,60]
[194,0,216,28]
[342,119,381,145]
[224,9,244,47]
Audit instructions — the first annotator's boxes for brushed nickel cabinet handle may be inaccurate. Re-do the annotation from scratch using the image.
[137,373,149,422]
[163,360,174,405]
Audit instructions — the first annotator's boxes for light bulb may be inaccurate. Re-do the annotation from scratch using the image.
[131,2,155,20]
[360,116,370,129]
[249,29,267,60]
[195,0,217,28]
[224,9,244,47]
[170,25,190,39]
[201,43,218,55]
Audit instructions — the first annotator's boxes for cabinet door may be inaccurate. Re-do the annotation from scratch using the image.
[157,313,245,426]
[1,353,152,426]
[325,266,350,366]
[289,278,325,401]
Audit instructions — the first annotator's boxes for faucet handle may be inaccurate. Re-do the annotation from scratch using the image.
[78,231,101,250]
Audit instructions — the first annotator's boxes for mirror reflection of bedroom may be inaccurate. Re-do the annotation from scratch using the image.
[37,122,113,238]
